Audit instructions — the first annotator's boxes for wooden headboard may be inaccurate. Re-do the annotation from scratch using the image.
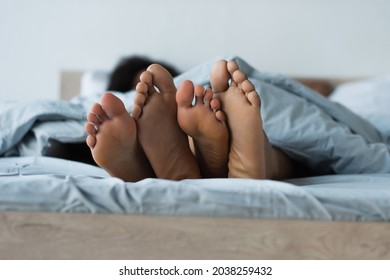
[60,71,83,100]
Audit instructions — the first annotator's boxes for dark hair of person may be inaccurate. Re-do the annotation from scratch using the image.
[106,55,180,92]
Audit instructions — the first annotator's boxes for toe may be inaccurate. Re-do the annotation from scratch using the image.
[147,64,176,95]
[203,88,213,105]
[91,103,109,122]
[210,97,221,112]
[247,91,261,108]
[139,71,156,95]
[100,92,128,118]
[176,80,195,108]
[135,82,149,97]
[85,122,97,136]
[240,79,260,108]
[227,60,240,74]
[131,105,142,120]
[210,60,230,93]
[194,85,205,105]
[232,69,247,85]
[210,97,226,122]
[215,109,226,122]
[132,82,149,120]
[134,90,147,107]
[87,112,101,125]
[241,79,255,93]
[86,134,96,148]
[227,60,243,87]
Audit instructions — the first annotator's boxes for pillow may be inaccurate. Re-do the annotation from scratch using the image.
[80,70,110,96]
[329,74,390,137]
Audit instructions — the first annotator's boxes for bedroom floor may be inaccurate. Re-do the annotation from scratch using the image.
[1,211,389,260]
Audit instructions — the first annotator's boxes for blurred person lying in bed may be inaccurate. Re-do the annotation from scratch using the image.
[85,60,295,181]
[107,55,180,93]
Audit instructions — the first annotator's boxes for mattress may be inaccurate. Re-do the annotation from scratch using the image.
[1,156,389,221]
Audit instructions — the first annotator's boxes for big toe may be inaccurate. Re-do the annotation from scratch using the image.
[147,64,177,95]
[210,60,230,93]
[100,92,128,118]
[176,80,195,108]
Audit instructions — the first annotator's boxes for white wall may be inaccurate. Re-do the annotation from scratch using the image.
[0,0,389,101]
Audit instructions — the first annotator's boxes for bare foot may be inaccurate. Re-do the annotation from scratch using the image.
[85,92,154,181]
[133,64,201,180]
[176,80,229,178]
[210,60,293,179]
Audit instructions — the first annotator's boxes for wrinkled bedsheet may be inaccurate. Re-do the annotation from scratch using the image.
[0,156,390,221]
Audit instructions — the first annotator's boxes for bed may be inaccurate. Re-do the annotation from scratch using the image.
[1,56,390,260]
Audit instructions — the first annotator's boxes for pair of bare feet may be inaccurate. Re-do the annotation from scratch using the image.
[85,60,292,182]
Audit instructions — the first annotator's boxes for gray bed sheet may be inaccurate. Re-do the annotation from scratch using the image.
[1,156,389,221]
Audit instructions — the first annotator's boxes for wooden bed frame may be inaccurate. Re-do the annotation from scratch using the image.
[0,72,388,260]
